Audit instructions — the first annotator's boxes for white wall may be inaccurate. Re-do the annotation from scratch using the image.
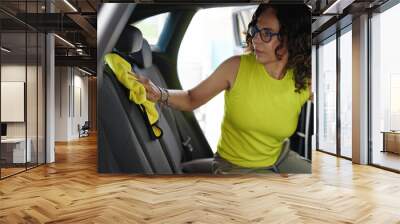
[1,63,46,164]
[55,66,69,141]
[55,67,89,141]
[1,65,36,138]
[1,65,26,142]
[71,72,89,138]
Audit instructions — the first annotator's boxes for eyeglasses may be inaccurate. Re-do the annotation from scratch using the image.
[248,25,280,43]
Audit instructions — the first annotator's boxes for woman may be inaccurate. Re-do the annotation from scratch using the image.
[137,4,312,174]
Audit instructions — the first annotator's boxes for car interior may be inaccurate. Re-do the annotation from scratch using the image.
[98,3,313,174]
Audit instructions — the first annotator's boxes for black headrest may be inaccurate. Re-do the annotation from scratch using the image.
[130,39,152,69]
[114,26,143,54]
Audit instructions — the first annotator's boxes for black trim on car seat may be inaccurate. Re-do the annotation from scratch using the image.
[104,64,160,172]
[139,104,164,140]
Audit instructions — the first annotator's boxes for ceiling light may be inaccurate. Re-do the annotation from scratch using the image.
[63,0,78,12]
[54,34,75,48]
[78,67,92,76]
[76,49,85,55]
[323,0,354,15]
[1,47,11,53]
[323,0,341,14]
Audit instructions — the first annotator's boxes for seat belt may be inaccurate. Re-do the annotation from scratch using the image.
[130,59,194,159]
[270,139,291,173]
[172,111,194,161]
[260,139,291,173]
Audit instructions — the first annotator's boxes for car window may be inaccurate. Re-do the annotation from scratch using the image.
[177,6,254,152]
[234,7,256,47]
[133,12,170,46]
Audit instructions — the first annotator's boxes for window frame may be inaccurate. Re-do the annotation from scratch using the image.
[368,0,400,173]
[132,12,171,49]
[315,23,353,161]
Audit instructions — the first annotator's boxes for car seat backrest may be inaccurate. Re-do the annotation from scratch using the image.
[114,25,143,55]
[130,39,180,138]
[99,26,178,174]
[290,101,313,160]
[130,38,214,161]
[104,66,174,174]
[100,66,154,173]
[130,37,153,69]
[130,39,186,170]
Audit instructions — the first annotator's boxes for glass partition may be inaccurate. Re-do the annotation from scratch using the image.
[317,35,337,155]
[38,32,45,165]
[339,27,352,158]
[0,1,46,179]
[1,31,28,177]
[27,31,38,169]
[371,3,400,171]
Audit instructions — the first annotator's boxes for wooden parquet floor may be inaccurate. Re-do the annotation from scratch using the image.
[1,135,400,224]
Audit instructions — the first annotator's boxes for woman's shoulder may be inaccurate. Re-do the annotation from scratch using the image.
[239,52,255,62]
[224,53,254,64]
[219,53,255,78]
[218,54,248,91]
[223,53,256,72]
[221,54,243,69]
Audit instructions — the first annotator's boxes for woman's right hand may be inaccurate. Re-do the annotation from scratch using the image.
[128,55,239,111]
[135,74,161,103]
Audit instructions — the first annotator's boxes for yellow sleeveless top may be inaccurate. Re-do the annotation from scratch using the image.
[216,53,310,168]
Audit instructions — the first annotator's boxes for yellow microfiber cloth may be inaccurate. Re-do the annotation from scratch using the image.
[104,53,162,139]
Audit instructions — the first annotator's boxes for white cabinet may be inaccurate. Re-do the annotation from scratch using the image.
[1,138,32,163]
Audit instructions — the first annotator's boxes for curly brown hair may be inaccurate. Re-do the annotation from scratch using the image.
[246,4,311,93]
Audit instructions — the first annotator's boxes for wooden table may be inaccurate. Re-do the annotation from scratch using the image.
[381,131,400,154]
